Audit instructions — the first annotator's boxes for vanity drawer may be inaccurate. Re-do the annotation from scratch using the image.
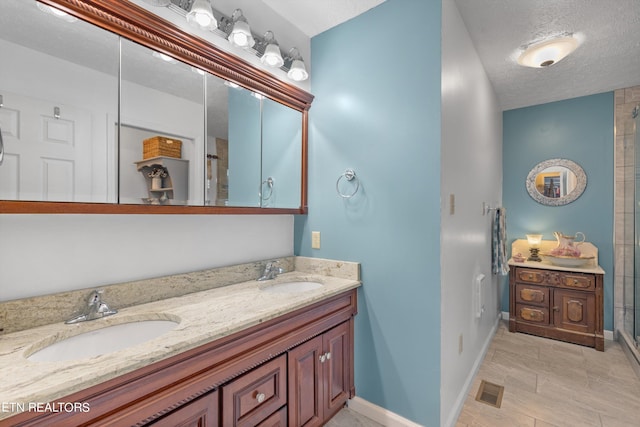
[221,354,287,427]
[516,304,550,325]
[515,284,549,306]
[255,406,287,427]
[516,268,545,284]
[560,273,595,291]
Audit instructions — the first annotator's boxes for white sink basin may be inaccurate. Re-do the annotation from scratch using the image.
[26,319,179,362]
[261,281,323,293]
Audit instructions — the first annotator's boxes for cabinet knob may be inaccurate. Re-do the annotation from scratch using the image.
[552,306,559,311]
[319,354,326,363]
[326,352,331,360]
[528,274,533,279]
[255,392,266,403]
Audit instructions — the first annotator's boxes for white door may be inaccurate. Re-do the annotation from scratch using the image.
[0,90,92,201]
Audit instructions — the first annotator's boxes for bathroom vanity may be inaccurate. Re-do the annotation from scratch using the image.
[508,240,605,351]
[0,258,360,426]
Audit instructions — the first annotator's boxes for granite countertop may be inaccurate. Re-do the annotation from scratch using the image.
[0,262,360,420]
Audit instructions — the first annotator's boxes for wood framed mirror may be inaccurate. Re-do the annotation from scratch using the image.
[0,0,313,214]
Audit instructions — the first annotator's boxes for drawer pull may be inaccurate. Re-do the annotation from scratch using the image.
[255,392,266,403]
[528,274,533,279]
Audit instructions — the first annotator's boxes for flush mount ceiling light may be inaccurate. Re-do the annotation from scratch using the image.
[36,2,78,22]
[186,0,216,30]
[517,34,581,68]
[227,9,255,49]
[259,31,285,68]
[285,48,309,82]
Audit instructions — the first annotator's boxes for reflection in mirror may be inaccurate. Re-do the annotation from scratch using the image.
[226,85,262,207]
[526,158,587,206]
[262,98,302,208]
[119,38,205,205]
[532,166,577,198]
[0,0,118,202]
[205,74,229,206]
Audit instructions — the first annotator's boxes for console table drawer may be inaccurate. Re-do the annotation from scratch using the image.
[515,284,549,306]
[560,274,594,291]
[516,269,545,284]
[515,304,550,325]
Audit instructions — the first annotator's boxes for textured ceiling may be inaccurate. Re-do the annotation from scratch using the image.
[454,0,640,110]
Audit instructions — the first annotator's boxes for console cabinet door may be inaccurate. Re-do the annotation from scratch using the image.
[149,390,219,427]
[553,288,595,334]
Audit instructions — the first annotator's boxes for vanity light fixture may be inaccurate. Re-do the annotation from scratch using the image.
[167,2,309,82]
[227,9,255,49]
[526,234,543,262]
[152,51,176,63]
[259,31,285,68]
[186,0,216,30]
[36,2,78,22]
[517,34,581,68]
[285,48,309,82]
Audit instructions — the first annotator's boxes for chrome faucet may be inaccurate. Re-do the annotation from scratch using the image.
[65,290,118,324]
[257,260,285,281]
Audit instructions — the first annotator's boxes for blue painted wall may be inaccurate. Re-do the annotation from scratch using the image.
[294,0,442,424]
[502,92,615,330]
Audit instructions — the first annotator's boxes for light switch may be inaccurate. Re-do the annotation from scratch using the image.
[311,231,321,249]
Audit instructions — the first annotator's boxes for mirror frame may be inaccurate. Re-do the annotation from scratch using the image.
[0,0,313,215]
[525,158,587,206]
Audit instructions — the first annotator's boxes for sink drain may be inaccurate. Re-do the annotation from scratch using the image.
[475,380,504,408]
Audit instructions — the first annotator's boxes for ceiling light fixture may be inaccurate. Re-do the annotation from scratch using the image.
[285,48,309,82]
[259,31,285,68]
[517,34,581,68]
[186,0,216,30]
[227,9,254,49]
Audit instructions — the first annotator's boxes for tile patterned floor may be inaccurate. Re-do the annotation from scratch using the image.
[326,408,384,427]
[328,321,640,427]
[456,321,640,427]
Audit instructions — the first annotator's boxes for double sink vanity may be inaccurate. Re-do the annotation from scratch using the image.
[0,257,361,426]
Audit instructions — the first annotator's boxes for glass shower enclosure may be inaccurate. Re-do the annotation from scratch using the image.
[630,107,640,347]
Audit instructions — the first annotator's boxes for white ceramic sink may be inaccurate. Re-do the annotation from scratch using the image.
[26,319,179,362]
[261,281,323,293]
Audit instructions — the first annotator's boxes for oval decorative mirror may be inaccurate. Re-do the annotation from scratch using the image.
[526,158,587,206]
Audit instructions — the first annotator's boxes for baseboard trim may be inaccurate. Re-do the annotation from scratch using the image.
[347,396,423,427]
[441,315,500,427]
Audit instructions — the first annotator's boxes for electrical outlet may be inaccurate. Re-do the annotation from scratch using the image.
[311,231,321,249]
[458,334,463,354]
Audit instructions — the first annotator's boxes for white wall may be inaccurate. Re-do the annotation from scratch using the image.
[440,1,503,425]
[0,214,293,301]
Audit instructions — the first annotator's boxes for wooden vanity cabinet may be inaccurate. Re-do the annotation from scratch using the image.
[287,321,352,427]
[4,290,357,427]
[509,266,604,351]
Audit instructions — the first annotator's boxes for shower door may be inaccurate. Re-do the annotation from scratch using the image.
[633,111,640,346]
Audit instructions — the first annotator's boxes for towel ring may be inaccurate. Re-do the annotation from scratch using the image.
[336,169,359,198]
[260,177,274,201]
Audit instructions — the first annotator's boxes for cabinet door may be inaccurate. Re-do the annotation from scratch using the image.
[323,321,351,416]
[287,335,324,427]
[553,289,595,333]
[150,390,218,427]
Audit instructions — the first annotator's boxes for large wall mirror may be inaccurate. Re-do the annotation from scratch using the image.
[526,158,587,206]
[0,0,312,214]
